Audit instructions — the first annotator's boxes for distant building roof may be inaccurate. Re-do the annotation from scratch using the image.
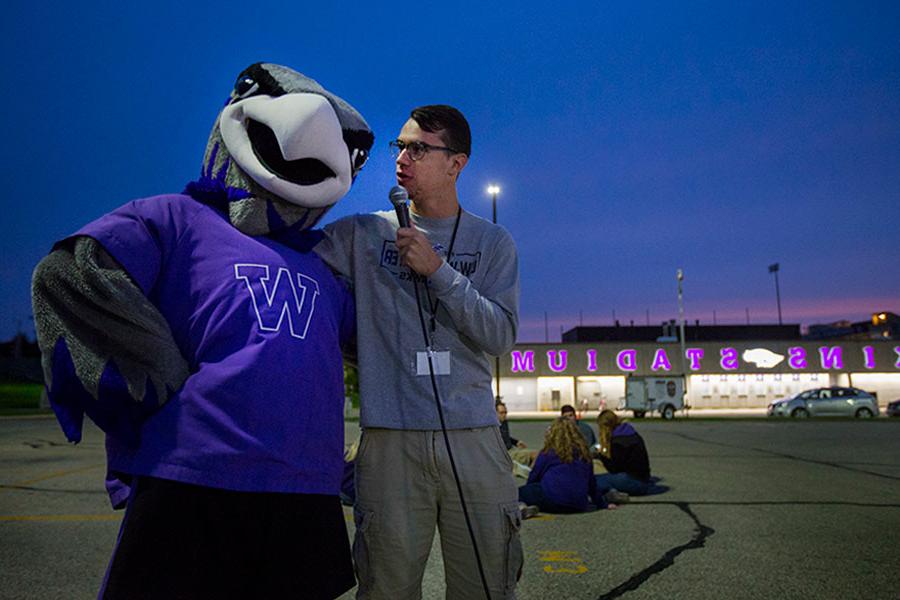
[0,335,40,359]
[562,322,802,343]
[805,311,898,341]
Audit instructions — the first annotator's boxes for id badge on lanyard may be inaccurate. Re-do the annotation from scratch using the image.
[413,207,461,378]
[416,349,451,376]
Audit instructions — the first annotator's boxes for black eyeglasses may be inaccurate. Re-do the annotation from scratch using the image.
[388,139,461,161]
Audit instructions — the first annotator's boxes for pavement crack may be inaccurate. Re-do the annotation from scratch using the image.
[0,484,105,495]
[639,500,900,508]
[21,439,68,449]
[596,502,714,600]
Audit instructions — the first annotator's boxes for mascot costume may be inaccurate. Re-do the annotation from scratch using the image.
[32,63,374,599]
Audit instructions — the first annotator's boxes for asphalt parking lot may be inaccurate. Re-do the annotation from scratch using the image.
[2,415,899,599]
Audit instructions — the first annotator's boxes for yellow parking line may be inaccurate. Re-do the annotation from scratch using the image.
[538,550,589,574]
[543,563,589,574]
[0,514,121,522]
[2,463,105,489]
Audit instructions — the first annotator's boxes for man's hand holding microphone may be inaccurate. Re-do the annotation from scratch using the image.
[389,185,443,277]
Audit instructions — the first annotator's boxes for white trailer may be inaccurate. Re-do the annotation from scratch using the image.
[624,376,686,419]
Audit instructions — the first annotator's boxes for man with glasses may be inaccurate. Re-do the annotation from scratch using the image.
[315,105,522,599]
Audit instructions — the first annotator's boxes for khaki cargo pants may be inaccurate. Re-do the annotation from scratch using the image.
[353,427,523,600]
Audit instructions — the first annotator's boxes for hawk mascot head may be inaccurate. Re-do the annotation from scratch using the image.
[185,62,374,235]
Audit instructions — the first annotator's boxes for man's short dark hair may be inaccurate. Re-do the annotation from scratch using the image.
[495,400,506,409]
[560,404,575,415]
[410,105,471,157]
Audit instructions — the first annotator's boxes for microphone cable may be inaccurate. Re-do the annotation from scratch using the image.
[391,186,493,600]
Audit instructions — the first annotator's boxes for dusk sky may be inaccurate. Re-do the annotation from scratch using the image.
[3,2,898,343]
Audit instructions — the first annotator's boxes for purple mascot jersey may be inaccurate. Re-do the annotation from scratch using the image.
[72,195,354,497]
[31,62,374,507]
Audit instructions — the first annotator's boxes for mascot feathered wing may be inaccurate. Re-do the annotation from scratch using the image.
[32,63,373,505]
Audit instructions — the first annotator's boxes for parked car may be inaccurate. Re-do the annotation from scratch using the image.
[887,399,900,418]
[767,387,879,418]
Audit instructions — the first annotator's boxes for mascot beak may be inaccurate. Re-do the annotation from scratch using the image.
[219,93,352,208]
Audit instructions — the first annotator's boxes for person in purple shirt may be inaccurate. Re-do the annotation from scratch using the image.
[518,418,610,513]
[31,63,373,600]
[594,409,668,498]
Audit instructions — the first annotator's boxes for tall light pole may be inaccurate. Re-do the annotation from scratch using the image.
[768,263,783,325]
[487,184,500,224]
[487,184,502,403]
[677,269,686,374]
[677,269,688,409]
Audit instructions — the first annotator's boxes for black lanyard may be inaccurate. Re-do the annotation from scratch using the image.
[423,207,463,338]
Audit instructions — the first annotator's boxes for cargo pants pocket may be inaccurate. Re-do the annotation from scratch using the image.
[491,426,514,471]
[501,502,524,594]
[352,507,376,592]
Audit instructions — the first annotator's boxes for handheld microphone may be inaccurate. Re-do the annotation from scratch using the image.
[389,185,410,228]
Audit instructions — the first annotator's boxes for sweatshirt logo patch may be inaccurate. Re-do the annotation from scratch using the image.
[379,240,481,280]
[447,253,480,277]
[234,264,320,339]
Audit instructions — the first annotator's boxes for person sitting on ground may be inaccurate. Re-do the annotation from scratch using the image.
[518,418,611,513]
[561,403,597,447]
[497,401,535,468]
[594,409,666,497]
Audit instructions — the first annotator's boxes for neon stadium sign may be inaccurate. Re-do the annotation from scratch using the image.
[510,345,900,374]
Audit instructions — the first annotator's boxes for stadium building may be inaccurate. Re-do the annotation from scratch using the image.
[494,315,900,413]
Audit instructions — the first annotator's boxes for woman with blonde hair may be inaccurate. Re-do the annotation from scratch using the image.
[517,418,608,513]
[595,409,655,497]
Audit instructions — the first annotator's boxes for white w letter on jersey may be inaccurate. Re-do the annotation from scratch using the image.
[234,264,320,339]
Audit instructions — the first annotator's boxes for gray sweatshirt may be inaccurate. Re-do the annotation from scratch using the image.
[315,208,519,429]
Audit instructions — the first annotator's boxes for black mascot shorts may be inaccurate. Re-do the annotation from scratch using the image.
[101,476,355,599]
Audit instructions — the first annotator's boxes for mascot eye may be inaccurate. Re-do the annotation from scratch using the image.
[234,76,259,99]
[353,149,368,171]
